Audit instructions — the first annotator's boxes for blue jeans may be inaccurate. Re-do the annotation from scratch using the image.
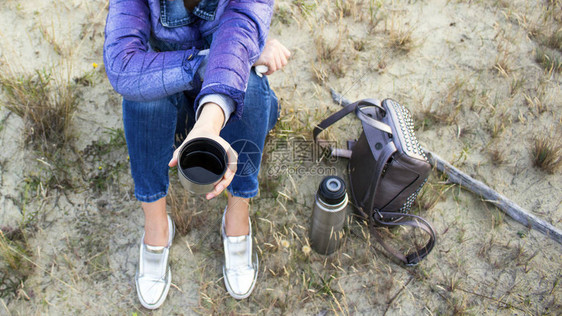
[123,71,279,202]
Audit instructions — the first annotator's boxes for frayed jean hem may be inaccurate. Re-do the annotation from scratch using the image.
[228,187,258,199]
[135,187,168,203]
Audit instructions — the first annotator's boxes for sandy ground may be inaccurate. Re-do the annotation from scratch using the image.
[1,0,561,315]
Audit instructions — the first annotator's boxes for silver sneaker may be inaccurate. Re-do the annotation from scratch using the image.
[135,215,175,309]
[221,208,258,299]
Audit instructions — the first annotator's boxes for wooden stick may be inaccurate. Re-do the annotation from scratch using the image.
[329,89,562,245]
[426,151,562,245]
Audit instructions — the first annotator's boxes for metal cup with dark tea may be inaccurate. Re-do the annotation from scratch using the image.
[178,138,227,194]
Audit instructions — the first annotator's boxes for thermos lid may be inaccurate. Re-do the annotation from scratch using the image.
[318,176,346,205]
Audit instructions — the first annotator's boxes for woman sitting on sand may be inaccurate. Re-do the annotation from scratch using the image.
[103,0,290,309]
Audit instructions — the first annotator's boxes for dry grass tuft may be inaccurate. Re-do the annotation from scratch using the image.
[415,78,474,128]
[387,27,415,54]
[494,43,512,76]
[273,2,293,26]
[414,179,448,212]
[311,62,329,84]
[535,47,562,73]
[486,113,507,139]
[335,0,360,19]
[314,32,349,78]
[353,39,367,52]
[168,185,210,236]
[0,69,78,151]
[542,28,562,51]
[385,16,417,54]
[524,93,548,114]
[0,68,82,191]
[38,21,68,57]
[0,227,34,299]
[366,0,385,30]
[509,75,525,96]
[489,147,507,166]
[531,136,562,174]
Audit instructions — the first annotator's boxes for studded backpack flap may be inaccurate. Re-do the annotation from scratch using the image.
[313,97,436,265]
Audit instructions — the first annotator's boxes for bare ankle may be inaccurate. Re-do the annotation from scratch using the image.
[142,197,169,247]
[225,194,250,236]
[144,222,169,247]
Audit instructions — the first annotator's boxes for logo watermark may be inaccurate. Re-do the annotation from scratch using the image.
[230,139,340,178]
[265,139,339,177]
[230,139,262,177]
[266,164,337,177]
[267,139,338,164]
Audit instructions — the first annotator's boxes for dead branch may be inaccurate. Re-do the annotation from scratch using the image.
[426,151,562,245]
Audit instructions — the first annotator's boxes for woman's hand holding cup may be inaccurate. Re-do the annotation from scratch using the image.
[168,102,237,200]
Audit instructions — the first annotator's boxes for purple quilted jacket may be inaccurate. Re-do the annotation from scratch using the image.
[103,0,274,119]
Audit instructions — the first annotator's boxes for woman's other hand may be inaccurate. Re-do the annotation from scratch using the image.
[168,103,238,200]
[253,39,291,76]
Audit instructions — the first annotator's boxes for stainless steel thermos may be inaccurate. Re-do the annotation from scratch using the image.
[310,176,348,255]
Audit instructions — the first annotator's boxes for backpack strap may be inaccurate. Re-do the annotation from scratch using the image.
[355,104,393,134]
[371,212,436,266]
[313,101,358,158]
[313,101,357,141]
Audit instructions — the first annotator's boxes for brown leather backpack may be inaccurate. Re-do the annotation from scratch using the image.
[313,97,436,265]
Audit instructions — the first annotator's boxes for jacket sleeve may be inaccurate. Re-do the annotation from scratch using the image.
[194,0,274,120]
[103,0,204,101]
